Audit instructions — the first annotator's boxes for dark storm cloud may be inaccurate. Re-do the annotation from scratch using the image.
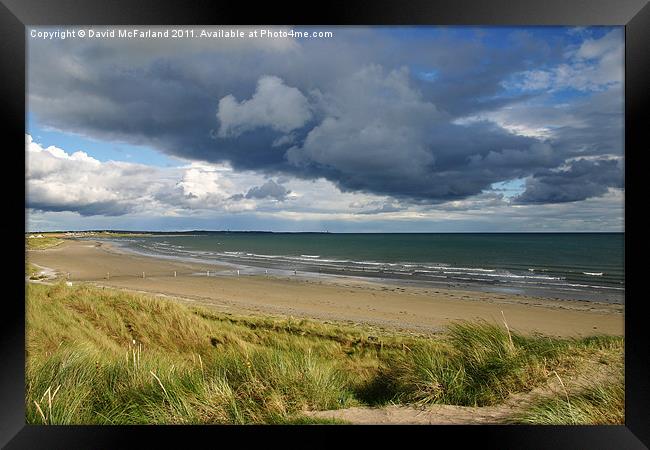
[549,89,624,159]
[28,200,134,217]
[28,27,623,205]
[245,179,290,201]
[410,32,563,117]
[357,202,403,215]
[515,158,623,204]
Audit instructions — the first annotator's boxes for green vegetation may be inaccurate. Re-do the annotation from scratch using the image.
[26,237,64,250]
[26,282,623,425]
[86,231,153,238]
[362,322,623,408]
[513,374,624,424]
[26,231,153,242]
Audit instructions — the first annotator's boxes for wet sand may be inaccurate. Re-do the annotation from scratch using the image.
[27,240,624,337]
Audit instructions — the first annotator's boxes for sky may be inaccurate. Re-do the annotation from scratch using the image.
[26,26,624,232]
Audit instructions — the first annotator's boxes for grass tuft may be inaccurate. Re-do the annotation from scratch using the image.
[512,374,624,424]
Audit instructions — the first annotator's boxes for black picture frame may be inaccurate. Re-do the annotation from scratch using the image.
[2,0,647,448]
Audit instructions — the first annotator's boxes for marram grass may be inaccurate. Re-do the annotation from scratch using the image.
[512,374,624,425]
[368,320,603,407]
[26,282,623,424]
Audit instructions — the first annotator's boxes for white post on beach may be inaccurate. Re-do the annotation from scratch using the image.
[142,271,145,279]
[174,271,177,277]
[207,270,210,277]
[237,269,240,276]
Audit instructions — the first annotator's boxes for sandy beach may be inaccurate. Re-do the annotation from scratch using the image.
[27,239,623,337]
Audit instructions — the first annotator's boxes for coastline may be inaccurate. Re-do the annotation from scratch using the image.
[27,239,624,337]
[97,233,625,304]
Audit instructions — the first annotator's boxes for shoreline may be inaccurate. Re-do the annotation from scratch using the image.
[27,239,624,337]
[89,236,624,304]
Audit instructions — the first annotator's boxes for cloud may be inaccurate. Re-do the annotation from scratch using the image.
[27,135,259,216]
[515,158,623,203]
[217,76,312,137]
[26,135,158,216]
[287,65,439,179]
[27,27,624,208]
[26,135,383,217]
[245,179,290,201]
[286,64,561,202]
[357,202,404,215]
[504,29,623,93]
[26,133,624,232]
[575,29,622,61]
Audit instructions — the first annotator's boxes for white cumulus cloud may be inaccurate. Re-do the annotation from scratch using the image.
[217,75,312,137]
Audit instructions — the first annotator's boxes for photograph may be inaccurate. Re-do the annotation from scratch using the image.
[22,24,629,427]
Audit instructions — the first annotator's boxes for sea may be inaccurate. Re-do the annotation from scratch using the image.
[95,232,625,304]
